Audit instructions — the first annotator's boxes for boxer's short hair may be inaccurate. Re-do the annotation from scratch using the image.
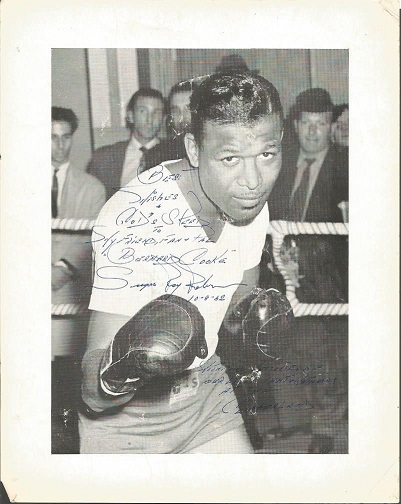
[190,71,283,145]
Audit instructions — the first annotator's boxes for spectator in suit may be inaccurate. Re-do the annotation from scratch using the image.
[88,88,165,200]
[143,81,196,169]
[266,91,349,451]
[52,106,106,452]
[269,88,348,223]
[268,88,348,303]
[52,106,106,314]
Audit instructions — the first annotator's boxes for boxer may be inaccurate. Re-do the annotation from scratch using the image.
[79,71,292,453]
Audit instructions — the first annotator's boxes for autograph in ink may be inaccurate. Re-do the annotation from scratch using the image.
[91,166,246,299]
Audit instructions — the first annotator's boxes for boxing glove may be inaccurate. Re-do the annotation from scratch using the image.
[100,295,208,396]
[242,288,294,365]
[219,287,292,368]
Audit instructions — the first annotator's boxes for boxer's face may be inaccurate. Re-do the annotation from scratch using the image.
[186,114,282,224]
[295,111,333,155]
[51,121,73,168]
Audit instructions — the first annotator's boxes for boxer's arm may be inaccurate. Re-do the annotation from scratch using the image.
[81,310,134,413]
[81,296,207,412]
[86,310,131,352]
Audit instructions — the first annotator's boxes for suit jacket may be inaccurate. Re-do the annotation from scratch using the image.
[268,144,349,303]
[145,136,187,169]
[52,165,106,306]
[269,144,348,223]
[88,138,186,201]
[87,141,129,202]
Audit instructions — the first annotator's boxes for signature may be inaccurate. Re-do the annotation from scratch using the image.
[221,398,314,415]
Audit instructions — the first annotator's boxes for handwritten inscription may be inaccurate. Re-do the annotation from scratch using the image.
[195,358,337,415]
[221,398,314,415]
[92,167,246,301]
[196,362,321,416]
[199,357,329,378]
[114,189,213,233]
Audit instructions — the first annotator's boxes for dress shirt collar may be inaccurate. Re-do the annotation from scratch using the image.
[52,161,69,175]
[127,135,159,152]
[298,145,329,169]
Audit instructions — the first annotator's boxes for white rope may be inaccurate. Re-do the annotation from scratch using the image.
[52,303,89,316]
[52,218,96,231]
[268,220,348,236]
[293,303,348,317]
[52,218,348,235]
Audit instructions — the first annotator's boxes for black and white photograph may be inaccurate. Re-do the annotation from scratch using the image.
[1,1,398,502]
[51,48,349,456]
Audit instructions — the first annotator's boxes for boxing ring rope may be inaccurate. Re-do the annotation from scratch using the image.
[51,218,349,317]
[52,303,89,316]
[52,218,96,231]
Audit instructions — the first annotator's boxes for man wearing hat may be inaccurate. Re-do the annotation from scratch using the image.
[269,87,348,223]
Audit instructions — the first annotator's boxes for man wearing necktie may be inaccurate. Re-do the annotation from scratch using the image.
[269,88,348,303]
[51,107,106,453]
[88,88,165,200]
[270,87,348,223]
[267,89,349,452]
[51,107,106,354]
[288,156,316,221]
